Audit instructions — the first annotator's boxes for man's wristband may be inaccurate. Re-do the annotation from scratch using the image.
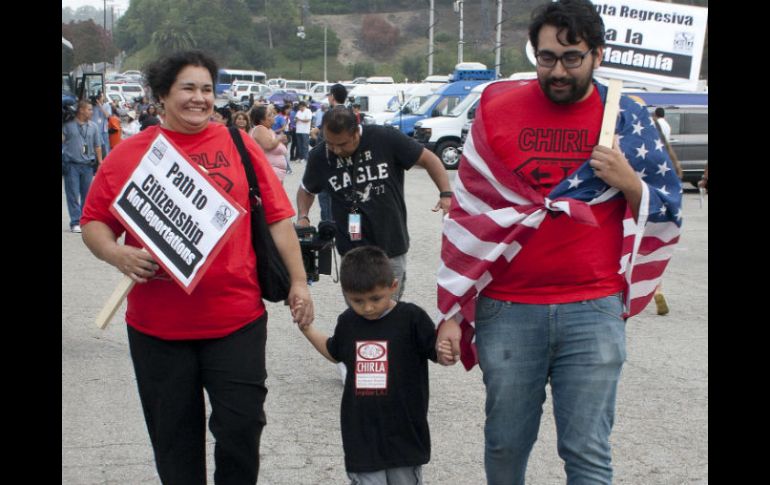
[439,191,453,198]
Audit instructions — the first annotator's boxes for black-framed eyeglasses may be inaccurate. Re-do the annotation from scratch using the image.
[535,49,593,69]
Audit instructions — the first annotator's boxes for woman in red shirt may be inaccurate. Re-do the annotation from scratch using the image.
[80,50,314,485]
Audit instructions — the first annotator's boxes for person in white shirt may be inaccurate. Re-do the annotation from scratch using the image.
[654,107,671,142]
[294,101,313,163]
[122,110,141,139]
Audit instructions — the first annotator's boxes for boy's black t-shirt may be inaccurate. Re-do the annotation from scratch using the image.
[326,302,438,472]
[303,125,423,257]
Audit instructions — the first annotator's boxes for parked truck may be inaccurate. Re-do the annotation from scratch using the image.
[383,62,496,138]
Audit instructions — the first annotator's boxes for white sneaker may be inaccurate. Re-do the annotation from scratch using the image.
[71,225,82,233]
[337,362,347,385]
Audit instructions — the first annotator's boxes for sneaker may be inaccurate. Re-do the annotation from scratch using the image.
[654,293,669,316]
[70,225,82,233]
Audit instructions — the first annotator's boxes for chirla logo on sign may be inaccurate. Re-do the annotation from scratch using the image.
[110,133,245,293]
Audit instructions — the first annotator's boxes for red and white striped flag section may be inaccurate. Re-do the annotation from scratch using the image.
[437,81,683,370]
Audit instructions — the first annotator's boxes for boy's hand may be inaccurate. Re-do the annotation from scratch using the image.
[289,284,314,328]
[437,339,458,366]
[436,318,461,366]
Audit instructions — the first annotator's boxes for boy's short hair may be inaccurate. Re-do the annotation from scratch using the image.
[340,246,395,294]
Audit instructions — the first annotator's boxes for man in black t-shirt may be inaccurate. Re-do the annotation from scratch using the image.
[296,107,452,300]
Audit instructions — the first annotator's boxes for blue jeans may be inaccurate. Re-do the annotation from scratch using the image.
[318,190,333,222]
[63,161,94,228]
[474,294,626,485]
[101,131,110,157]
[296,133,310,160]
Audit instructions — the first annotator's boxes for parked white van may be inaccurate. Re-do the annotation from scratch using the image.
[413,81,497,169]
[228,83,272,103]
[348,83,412,115]
[105,82,145,101]
[368,83,444,125]
[308,82,358,100]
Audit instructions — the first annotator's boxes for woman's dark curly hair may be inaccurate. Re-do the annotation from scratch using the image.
[144,50,218,103]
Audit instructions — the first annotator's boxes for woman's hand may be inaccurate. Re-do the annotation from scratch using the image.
[111,245,159,283]
[82,221,159,284]
[289,282,314,328]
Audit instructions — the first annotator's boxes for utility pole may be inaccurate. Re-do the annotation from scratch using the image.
[297,10,305,78]
[494,0,503,78]
[454,1,464,64]
[103,0,107,73]
[428,0,435,76]
[323,25,328,84]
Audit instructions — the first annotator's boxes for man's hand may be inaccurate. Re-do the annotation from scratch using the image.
[432,196,452,215]
[589,136,640,194]
[436,318,462,366]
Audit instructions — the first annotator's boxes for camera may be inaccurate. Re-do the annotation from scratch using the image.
[62,98,77,123]
[296,220,336,282]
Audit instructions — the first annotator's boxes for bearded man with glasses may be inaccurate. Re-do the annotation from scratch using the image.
[434,1,683,484]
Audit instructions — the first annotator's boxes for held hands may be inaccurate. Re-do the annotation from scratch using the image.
[436,317,462,366]
[289,282,314,328]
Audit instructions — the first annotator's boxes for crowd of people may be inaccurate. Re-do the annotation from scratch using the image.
[67,1,689,484]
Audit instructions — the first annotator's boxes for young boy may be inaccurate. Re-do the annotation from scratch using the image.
[298,246,438,484]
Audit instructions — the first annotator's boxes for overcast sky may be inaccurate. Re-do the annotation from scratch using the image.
[62,0,130,13]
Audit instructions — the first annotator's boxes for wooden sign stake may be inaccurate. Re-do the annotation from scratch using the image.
[95,275,135,329]
[598,79,623,148]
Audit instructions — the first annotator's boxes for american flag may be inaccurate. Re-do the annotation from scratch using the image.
[437,81,683,370]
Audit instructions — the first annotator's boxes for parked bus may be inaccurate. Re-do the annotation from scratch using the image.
[215,69,267,96]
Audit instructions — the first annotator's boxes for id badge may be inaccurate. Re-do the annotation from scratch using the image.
[82,144,88,155]
[348,213,362,241]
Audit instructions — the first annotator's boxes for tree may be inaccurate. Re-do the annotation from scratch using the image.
[401,56,425,81]
[349,61,375,78]
[62,20,118,66]
[152,19,197,54]
[281,24,340,60]
[360,15,399,58]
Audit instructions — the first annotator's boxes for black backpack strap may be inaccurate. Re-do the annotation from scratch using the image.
[227,126,261,200]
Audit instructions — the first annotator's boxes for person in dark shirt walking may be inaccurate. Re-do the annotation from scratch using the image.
[298,246,439,485]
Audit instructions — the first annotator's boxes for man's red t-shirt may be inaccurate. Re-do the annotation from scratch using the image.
[81,123,294,339]
[480,81,625,304]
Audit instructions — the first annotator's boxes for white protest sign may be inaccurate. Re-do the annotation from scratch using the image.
[592,0,708,91]
[110,132,245,293]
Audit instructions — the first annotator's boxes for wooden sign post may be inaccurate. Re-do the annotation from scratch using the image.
[597,78,623,148]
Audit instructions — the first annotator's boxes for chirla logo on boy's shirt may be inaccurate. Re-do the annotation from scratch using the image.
[355,341,388,396]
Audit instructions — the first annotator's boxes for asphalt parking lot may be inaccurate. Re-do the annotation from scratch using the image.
[62,166,707,484]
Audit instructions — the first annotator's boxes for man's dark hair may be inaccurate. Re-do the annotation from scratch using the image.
[340,246,395,294]
[322,106,358,135]
[654,107,665,118]
[529,0,605,52]
[144,50,218,103]
[329,83,348,105]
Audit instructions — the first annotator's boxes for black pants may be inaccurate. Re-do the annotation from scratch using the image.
[289,130,298,160]
[127,315,268,485]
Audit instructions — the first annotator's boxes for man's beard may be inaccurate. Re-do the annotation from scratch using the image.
[540,74,593,105]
